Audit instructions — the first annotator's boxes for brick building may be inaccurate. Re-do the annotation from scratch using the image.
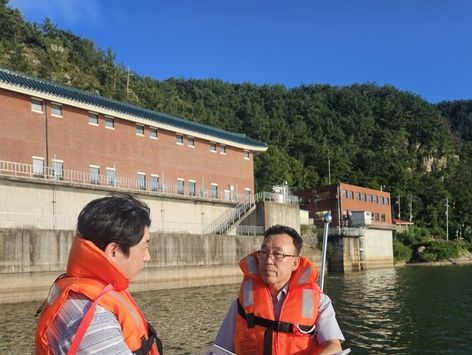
[296,182,392,228]
[0,68,267,202]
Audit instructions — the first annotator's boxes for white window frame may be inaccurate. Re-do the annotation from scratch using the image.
[106,167,116,186]
[137,172,146,190]
[52,159,64,180]
[151,174,160,191]
[187,136,195,147]
[210,183,218,199]
[177,178,185,195]
[188,179,196,196]
[244,188,251,201]
[51,102,62,117]
[89,165,100,184]
[176,134,184,145]
[88,112,99,126]
[136,124,145,136]
[105,116,115,129]
[210,142,217,152]
[32,156,44,176]
[243,150,250,160]
[31,98,43,113]
[150,127,158,139]
[220,144,226,155]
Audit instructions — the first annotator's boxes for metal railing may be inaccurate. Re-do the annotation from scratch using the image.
[0,160,245,203]
[328,226,365,237]
[237,225,265,236]
[203,198,255,235]
[204,191,300,236]
[256,191,300,205]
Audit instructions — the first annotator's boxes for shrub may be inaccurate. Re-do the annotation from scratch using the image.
[393,239,412,262]
[464,226,472,242]
[420,252,438,262]
[396,226,432,246]
[419,240,462,261]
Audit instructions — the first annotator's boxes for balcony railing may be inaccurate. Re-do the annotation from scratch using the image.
[0,160,246,203]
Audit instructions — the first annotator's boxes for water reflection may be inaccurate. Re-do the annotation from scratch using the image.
[328,268,412,354]
[1,265,471,354]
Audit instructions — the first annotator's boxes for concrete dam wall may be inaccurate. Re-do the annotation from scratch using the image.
[0,228,265,303]
[0,228,321,304]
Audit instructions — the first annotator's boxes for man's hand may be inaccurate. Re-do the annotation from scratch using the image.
[317,339,342,355]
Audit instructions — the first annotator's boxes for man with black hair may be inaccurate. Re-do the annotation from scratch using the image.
[213,224,344,354]
[36,194,162,354]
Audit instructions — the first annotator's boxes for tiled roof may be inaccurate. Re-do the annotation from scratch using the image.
[0,68,267,150]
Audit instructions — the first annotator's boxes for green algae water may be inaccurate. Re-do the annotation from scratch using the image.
[1,265,471,354]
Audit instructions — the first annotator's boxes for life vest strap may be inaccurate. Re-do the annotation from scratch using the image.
[133,322,163,355]
[237,298,316,334]
[68,283,114,355]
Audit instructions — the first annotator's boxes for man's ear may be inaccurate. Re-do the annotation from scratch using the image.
[291,256,301,271]
[104,242,119,260]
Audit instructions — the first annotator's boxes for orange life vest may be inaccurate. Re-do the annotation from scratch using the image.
[234,252,321,355]
[35,237,161,355]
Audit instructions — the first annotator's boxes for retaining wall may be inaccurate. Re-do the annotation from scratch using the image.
[0,228,321,304]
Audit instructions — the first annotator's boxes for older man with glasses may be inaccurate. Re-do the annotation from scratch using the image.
[213,224,344,355]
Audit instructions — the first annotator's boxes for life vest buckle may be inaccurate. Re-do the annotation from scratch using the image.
[294,323,316,336]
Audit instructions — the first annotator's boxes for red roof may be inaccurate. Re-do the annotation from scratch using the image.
[392,219,414,225]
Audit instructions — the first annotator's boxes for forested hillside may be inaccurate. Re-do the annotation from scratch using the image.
[1,1,472,239]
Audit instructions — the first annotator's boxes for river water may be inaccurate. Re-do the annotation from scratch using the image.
[1,265,471,354]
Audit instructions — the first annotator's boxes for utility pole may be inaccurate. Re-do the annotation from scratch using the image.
[328,159,331,185]
[396,195,401,220]
[409,194,413,222]
[445,197,449,241]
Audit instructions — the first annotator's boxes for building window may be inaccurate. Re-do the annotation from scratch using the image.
[51,103,62,117]
[176,134,184,145]
[341,190,347,199]
[106,168,116,186]
[52,160,64,180]
[210,142,217,152]
[381,214,386,222]
[32,157,44,176]
[88,112,98,125]
[189,180,196,196]
[347,191,354,199]
[136,124,145,136]
[245,188,251,200]
[210,183,218,198]
[31,98,43,113]
[355,192,361,201]
[188,136,195,147]
[368,194,373,202]
[151,175,160,191]
[137,173,146,190]
[105,116,114,129]
[362,193,367,201]
[177,179,185,195]
[243,150,250,159]
[386,197,390,205]
[150,127,158,139]
[220,144,226,154]
[90,165,100,184]
[373,195,378,204]
[245,188,251,201]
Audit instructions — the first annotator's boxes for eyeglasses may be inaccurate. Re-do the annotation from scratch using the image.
[258,250,297,262]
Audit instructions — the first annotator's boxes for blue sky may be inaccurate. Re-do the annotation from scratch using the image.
[9,0,472,103]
